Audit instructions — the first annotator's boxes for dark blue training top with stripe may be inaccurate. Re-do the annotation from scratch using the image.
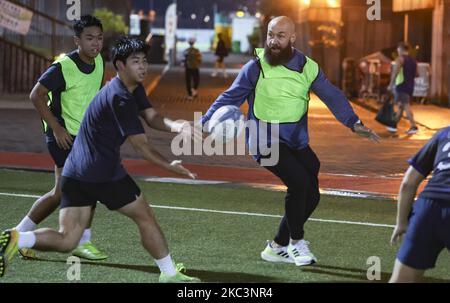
[62,77,152,183]
[408,126,450,201]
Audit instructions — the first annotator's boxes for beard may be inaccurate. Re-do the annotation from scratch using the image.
[264,42,294,66]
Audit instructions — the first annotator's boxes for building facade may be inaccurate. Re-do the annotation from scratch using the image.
[290,0,449,106]
[4,0,132,57]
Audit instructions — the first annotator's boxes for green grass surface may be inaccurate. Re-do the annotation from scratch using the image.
[0,169,448,283]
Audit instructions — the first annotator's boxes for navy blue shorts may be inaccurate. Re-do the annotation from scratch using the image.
[47,138,74,168]
[394,90,411,105]
[60,175,141,211]
[216,56,225,63]
[397,198,450,270]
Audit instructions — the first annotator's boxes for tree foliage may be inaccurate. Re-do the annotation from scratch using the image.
[94,8,129,34]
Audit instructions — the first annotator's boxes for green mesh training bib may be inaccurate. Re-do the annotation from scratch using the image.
[47,54,103,135]
[253,48,318,123]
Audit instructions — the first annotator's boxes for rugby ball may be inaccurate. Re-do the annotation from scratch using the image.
[207,105,245,143]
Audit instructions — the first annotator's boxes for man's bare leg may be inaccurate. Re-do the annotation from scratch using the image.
[389,259,425,283]
[15,166,63,231]
[117,194,200,282]
[117,194,169,259]
[32,206,92,252]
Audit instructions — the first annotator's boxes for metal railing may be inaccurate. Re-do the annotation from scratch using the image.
[0,1,73,93]
[3,0,74,58]
[0,36,51,93]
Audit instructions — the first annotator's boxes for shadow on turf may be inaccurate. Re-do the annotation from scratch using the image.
[33,258,281,283]
[27,258,450,283]
[300,264,450,283]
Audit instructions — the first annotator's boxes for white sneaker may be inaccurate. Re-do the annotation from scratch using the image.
[192,89,198,97]
[406,126,418,135]
[287,240,317,266]
[260,241,294,264]
[386,126,397,133]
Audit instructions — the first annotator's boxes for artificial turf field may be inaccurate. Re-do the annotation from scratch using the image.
[0,169,448,283]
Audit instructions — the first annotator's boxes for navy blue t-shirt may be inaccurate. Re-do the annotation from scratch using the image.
[396,55,417,96]
[62,77,152,183]
[38,50,104,142]
[408,126,450,201]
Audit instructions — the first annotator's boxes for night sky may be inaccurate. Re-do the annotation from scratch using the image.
[132,0,259,28]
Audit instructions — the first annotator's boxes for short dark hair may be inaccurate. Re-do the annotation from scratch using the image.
[398,41,409,51]
[111,37,149,70]
[73,15,103,37]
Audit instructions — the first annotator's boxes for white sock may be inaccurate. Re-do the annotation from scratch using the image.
[155,254,177,276]
[15,216,37,232]
[78,229,91,246]
[18,232,36,249]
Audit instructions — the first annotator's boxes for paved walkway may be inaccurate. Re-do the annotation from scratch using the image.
[352,97,450,131]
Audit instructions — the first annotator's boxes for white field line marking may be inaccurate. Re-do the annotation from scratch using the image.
[0,192,41,199]
[151,204,394,228]
[142,177,228,185]
[0,192,394,228]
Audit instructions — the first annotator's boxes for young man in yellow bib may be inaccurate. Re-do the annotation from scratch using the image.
[12,15,107,261]
[202,16,380,266]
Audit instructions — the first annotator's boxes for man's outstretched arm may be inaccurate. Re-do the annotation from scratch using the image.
[128,133,196,179]
[140,108,202,141]
[391,166,425,245]
[202,60,259,125]
[30,82,73,150]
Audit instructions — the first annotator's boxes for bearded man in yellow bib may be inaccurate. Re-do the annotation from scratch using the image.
[202,16,380,267]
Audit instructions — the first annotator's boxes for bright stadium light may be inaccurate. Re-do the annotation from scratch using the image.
[299,0,311,9]
[326,0,341,8]
[204,15,210,23]
[191,14,197,20]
